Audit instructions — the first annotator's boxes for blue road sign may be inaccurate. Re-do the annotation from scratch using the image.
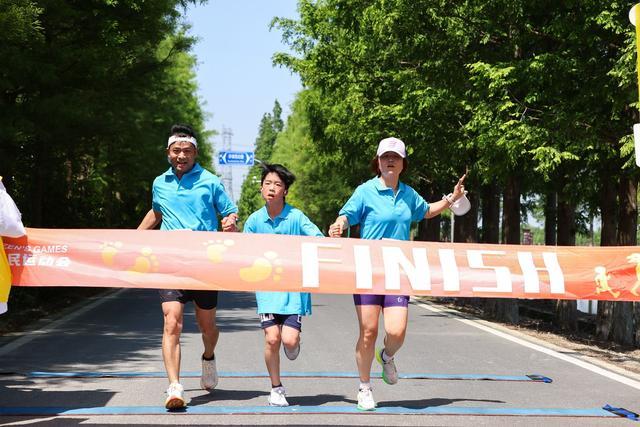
[218,151,254,166]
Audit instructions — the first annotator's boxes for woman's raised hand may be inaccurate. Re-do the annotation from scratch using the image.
[452,173,466,201]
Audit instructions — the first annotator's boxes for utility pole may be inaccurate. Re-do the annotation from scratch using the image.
[221,126,234,201]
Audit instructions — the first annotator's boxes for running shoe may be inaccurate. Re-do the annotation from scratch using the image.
[283,340,300,360]
[268,386,289,406]
[376,348,398,385]
[165,382,186,409]
[357,387,376,411]
[200,354,218,390]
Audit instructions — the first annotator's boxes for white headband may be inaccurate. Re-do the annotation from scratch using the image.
[167,135,197,148]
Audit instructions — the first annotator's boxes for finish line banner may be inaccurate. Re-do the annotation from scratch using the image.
[3,228,640,301]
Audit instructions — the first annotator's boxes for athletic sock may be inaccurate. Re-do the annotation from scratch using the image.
[359,382,371,391]
[381,349,393,363]
[272,383,283,389]
[202,353,215,361]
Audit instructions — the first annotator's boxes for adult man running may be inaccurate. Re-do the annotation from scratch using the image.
[138,124,238,409]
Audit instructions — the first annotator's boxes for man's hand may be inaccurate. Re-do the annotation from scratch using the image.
[221,213,239,232]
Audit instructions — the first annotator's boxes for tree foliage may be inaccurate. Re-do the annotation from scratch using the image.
[237,100,284,222]
[0,0,210,228]
[256,0,640,344]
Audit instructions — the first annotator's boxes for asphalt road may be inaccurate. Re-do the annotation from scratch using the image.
[0,289,639,426]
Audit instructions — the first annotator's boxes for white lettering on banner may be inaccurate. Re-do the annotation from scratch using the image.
[8,253,20,266]
[38,256,55,266]
[301,243,563,296]
[55,257,71,267]
[439,249,460,291]
[468,250,513,293]
[517,252,565,294]
[354,245,373,289]
[5,253,71,267]
[2,244,68,253]
[382,247,430,290]
[301,242,342,287]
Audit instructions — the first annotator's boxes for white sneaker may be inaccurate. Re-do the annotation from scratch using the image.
[200,355,218,390]
[376,348,398,385]
[268,386,289,406]
[357,387,376,411]
[165,382,186,409]
[283,340,300,360]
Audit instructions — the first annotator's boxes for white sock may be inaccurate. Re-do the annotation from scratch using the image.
[382,349,393,362]
[359,382,371,391]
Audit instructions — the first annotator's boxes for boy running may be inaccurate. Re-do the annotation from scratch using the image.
[243,163,323,406]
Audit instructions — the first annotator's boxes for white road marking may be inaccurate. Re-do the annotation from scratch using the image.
[413,300,640,391]
[0,289,127,357]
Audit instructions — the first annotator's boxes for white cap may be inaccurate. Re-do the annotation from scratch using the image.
[167,135,197,149]
[376,137,406,158]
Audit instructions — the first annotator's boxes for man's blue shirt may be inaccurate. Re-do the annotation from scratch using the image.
[339,177,429,241]
[152,163,237,231]
[244,203,323,315]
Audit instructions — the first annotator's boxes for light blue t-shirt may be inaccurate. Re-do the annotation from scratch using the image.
[244,203,323,315]
[152,163,237,231]
[339,177,429,241]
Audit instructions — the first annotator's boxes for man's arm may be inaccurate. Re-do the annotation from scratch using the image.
[137,209,162,230]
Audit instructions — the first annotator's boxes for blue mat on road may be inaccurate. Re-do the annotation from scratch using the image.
[0,405,623,417]
[17,371,552,382]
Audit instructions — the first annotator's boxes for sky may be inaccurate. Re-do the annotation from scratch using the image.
[184,1,302,200]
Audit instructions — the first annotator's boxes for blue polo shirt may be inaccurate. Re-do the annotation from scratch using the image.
[152,163,237,231]
[339,177,429,241]
[244,203,323,315]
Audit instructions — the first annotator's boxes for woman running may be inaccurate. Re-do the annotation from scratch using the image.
[328,137,466,411]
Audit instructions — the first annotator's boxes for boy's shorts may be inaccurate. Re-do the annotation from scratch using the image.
[259,313,303,331]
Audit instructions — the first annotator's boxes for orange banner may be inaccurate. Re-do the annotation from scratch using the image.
[3,228,640,301]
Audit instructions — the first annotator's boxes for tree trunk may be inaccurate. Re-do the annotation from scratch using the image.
[416,186,441,242]
[480,183,500,244]
[554,194,577,332]
[612,176,637,346]
[502,175,520,245]
[454,190,478,243]
[481,183,501,317]
[597,175,638,347]
[599,178,617,247]
[417,216,440,242]
[544,191,557,246]
[492,174,520,324]
[31,140,45,227]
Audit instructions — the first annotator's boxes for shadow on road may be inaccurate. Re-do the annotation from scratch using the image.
[376,397,505,408]
[0,377,113,424]
[1,290,260,373]
[188,388,269,406]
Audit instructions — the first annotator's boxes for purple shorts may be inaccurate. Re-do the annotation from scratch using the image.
[353,294,410,308]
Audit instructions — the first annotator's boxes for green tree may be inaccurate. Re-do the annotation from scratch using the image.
[0,0,210,229]
[237,100,284,222]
